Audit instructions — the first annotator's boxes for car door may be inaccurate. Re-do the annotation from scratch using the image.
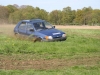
[26,23,34,35]
[18,22,27,35]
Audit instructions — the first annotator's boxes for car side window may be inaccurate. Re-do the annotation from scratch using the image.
[27,23,33,31]
[19,22,26,30]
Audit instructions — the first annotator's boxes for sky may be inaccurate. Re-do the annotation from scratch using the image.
[0,0,100,12]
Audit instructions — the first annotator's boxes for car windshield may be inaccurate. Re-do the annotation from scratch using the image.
[33,21,53,31]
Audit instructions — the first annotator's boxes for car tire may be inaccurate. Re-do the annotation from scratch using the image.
[14,33,20,38]
[34,37,42,42]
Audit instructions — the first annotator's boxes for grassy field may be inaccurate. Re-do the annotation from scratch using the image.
[0,25,100,75]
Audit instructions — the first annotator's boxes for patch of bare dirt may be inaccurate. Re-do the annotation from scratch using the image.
[0,56,100,70]
[0,24,15,37]
[55,25,100,29]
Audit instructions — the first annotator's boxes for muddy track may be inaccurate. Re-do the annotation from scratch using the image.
[0,56,100,70]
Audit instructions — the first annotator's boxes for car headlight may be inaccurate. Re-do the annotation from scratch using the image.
[62,34,66,37]
[45,36,53,40]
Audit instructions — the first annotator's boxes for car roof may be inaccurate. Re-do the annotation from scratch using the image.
[21,19,45,23]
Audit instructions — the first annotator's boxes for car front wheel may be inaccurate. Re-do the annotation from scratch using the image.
[34,37,42,42]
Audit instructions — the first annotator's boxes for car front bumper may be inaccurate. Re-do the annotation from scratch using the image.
[44,37,67,42]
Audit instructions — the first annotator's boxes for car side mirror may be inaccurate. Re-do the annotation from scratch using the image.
[29,28,34,32]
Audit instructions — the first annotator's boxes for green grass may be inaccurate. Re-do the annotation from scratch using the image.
[0,29,100,75]
[0,29,100,59]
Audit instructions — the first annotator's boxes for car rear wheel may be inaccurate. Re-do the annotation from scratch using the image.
[14,32,21,39]
[14,33,19,37]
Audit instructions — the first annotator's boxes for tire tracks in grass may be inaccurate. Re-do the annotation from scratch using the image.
[0,56,100,70]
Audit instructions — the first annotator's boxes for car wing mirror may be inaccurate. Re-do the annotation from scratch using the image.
[29,28,34,32]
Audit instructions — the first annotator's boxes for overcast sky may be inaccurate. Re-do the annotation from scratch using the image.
[0,0,100,12]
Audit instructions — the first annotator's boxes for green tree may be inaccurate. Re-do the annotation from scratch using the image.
[74,9,84,25]
[62,7,75,25]
[91,9,100,25]
[6,5,18,14]
[0,5,9,23]
[49,10,62,25]
[20,5,35,19]
[82,7,93,25]
[33,7,48,20]
[8,5,48,23]
[1,4,100,25]
[38,9,48,20]
[9,10,22,23]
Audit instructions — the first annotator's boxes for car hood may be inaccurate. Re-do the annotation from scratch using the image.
[38,29,64,36]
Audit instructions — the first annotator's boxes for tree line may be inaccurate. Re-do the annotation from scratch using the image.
[0,4,100,25]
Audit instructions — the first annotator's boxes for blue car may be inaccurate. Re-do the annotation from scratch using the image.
[14,19,67,42]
